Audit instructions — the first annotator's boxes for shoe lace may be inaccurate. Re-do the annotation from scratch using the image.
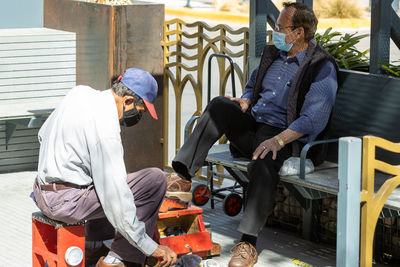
[167,180,182,191]
[166,173,182,191]
[230,242,257,260]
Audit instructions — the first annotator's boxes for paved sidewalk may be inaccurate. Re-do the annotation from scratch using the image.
[1,171,395,266]
[0,171,37,267]
[0,170,337,267]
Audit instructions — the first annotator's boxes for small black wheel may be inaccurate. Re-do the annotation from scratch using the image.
[192,184,210,206]
[223,193,243,216]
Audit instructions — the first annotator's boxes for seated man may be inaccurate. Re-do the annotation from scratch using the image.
[32,68,177,267]
[166,2,338,267]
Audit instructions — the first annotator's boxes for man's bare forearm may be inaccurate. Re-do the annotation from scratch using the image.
[276,129,304,147]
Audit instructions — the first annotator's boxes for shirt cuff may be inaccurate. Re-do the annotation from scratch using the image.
[288,117,313,135]
[241,92,252,99]
[138,234,159,256]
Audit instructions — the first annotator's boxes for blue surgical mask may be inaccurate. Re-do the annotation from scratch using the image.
[272,31,294,52]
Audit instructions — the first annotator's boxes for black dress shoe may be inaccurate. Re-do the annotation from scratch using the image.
[86,244,110,266]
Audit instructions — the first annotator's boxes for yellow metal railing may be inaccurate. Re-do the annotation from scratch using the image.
[360,136,400,266]
[162,19,249,173]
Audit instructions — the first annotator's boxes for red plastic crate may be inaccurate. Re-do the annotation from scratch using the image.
[32,212,85,267]
[157,203,213,258]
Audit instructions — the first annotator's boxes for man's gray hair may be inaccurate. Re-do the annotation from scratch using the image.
[283,2,318,41]
[112,81,134,97]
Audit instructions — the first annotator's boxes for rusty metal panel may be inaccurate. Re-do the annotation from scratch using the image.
[44,0,165,171]
[44,0,112,89]
[112,4,164,75]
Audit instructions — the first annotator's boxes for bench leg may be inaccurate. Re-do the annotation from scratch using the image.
[302,199,313,240]
[282,182,315,240]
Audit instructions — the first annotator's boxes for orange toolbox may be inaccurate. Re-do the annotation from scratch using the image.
[157,199,214,258]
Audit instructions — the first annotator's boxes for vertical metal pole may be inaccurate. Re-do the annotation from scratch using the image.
[370,0,392,74]
[337,137,362,267]
[250,0,267,57]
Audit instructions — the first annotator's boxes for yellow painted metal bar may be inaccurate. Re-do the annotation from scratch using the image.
[360,136,400,267]
[162,19,249,179]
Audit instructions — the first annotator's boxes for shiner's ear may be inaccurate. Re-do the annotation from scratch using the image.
[124,95,134,106]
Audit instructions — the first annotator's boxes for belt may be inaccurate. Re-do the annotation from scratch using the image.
[39,183,86,191]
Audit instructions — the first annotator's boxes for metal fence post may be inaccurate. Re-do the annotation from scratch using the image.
[250,0,267,57]
[337,137,362,267]
[370,0,392,74]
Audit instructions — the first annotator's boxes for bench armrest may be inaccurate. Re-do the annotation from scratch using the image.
[299,138,339,180]
[184,115,201,142]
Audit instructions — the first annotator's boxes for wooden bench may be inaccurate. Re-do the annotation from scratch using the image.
[188,68,400,239]
[0,28,76,172]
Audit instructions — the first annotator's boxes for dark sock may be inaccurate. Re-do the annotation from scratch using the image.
[241,234,257,247]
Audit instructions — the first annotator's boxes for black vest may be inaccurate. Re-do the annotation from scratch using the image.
[251,39,338,165]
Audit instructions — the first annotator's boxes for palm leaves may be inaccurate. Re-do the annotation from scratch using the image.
[315,27,369,71]
[380,61,400,77]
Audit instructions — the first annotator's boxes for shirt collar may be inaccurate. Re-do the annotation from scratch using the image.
[279,48,308,65]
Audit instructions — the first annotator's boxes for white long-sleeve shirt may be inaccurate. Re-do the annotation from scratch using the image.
[37,86,158,256]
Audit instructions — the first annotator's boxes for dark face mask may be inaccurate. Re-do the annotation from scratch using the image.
[119,104,142,127]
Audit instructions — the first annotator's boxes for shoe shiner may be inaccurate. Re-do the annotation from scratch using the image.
[166,2,338,267]
[32,68,177,267]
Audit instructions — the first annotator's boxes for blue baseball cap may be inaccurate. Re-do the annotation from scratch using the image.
[120,68,158,120]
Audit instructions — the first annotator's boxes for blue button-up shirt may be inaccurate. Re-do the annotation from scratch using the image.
[242,50,337,143]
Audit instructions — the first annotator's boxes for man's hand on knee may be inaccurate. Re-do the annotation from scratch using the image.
[252,137,282,160]
[225,96,250,113]
[151,245,177,267]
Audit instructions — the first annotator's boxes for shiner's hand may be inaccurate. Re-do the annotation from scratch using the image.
[151,245,177,267]
[225,96,251,113]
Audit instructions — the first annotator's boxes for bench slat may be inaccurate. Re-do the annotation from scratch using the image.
[0,149,39,159]
[0,97,63,120]
[0,28,76,172]
[0,62,75,72]
[0,41,76,50]
[0,67,75,79]
[205,144,400,211]
[0,75,75,86]
[0,82,75,93]
[0,47,76,58]
[0,89,70,100]
[0,54,76,64]
[0,162,38,172]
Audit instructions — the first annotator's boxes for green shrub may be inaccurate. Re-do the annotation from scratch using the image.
[315,0,363,19]
[380,62,400,77]
[315,27,369,71]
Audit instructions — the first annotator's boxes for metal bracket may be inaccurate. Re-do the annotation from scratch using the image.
[5,116,43,150]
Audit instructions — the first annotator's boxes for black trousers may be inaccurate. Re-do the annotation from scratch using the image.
[172,96,292,236]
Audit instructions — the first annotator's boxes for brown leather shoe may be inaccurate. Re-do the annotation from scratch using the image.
[96,256,143,267]
[165,172,192,202]
[228,242,258,267]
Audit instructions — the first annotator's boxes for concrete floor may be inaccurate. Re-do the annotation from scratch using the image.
[0,171,336,267]
[0,171,395,267]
